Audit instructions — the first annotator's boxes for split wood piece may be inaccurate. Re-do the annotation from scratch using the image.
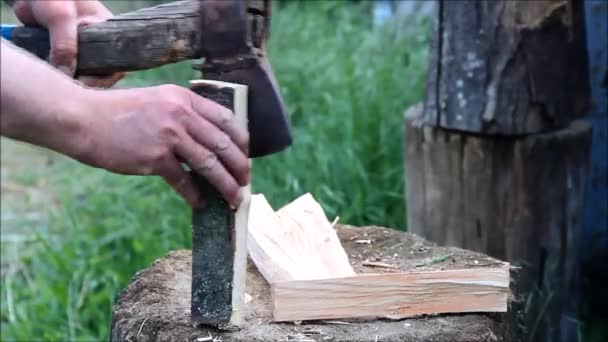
[248,192,509,322]
[272,267,509,322]
[189,80,250,326]
[247,194,355,283]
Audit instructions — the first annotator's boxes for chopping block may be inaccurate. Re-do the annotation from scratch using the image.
[109,225,508,342]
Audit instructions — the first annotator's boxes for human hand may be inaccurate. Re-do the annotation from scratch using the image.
[11,0,125,88]
[72,85,250,208]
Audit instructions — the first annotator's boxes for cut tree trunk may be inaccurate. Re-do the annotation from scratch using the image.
[423,0,589,134]
[404,104,591,342]
[110,226,507,342]
[408,1,593,340]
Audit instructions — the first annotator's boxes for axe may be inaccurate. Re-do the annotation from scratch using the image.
[2,0,291,326]
[1,0,291,157]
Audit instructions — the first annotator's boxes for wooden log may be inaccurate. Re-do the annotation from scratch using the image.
[404,104,591,342]
[272,267,509,322]
[422,0,589,134]
[110,226,506,342]
[189,80,250,326]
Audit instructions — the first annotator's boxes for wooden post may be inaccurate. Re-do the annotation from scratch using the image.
[404,1,592,341]
[189,81,250,326]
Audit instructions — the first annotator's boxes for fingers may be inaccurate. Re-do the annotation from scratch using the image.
[188,92,250,155]
[173,134,243,208]
[34,1,79,76]
[159,156,203,208]
[11,1,35,24]
[186,115,250,187]
[16,0,118,81]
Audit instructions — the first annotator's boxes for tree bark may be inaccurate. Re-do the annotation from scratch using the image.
[423,0,589,134]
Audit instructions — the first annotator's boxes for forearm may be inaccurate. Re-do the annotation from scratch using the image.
[0,38,92,157]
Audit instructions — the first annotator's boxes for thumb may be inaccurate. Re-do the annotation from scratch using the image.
[46,14,79,77]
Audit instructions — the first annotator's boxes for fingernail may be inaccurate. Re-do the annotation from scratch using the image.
[231,189,243,210]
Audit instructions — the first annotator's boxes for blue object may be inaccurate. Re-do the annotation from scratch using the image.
[583,0,608,254]
[0,24,16,41]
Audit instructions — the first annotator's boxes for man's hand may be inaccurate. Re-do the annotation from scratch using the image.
[11,0,125,88]
[76,85,250,208]
[1,40,249,208]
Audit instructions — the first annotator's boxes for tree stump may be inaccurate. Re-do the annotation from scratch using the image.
[404,105,591,342]
[110,225,506,342]
[405,1,593,340]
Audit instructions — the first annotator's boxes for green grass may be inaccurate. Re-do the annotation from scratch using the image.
[1,2,430,341]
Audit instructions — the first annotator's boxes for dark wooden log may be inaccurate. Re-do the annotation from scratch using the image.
[190,171,235,324]
[404,104,591,342]
[189,82,249,326]
[423,0,590,134]
[110,225,506,342]
[10,0,202,75]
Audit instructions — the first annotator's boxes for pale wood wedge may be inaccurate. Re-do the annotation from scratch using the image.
[272,267,509,322]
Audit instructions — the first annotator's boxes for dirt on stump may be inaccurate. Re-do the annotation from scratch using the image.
[110,225,506,342]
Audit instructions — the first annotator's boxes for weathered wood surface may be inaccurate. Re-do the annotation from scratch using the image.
[247,193,355,283]
[189,81,249,325]
[273,267,509,322]
[110,226,506,342]
[423,0,589,134]
[12,0,201,75]
[404,104,591,342]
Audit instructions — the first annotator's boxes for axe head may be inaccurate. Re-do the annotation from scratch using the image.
[196,0,292,158]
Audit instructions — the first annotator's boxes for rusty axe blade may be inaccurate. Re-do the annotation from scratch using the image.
[196,0,292,158]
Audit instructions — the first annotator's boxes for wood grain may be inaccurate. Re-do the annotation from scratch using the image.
[247,193,355,284]
[272,267,509,322]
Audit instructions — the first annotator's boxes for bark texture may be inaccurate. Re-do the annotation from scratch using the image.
[423,0,589,134]
[405,104,591,342]
[189,85,237,325]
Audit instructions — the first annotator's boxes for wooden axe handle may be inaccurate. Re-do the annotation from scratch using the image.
[8,0,203,75]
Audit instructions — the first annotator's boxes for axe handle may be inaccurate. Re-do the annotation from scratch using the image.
[5,0,203,75]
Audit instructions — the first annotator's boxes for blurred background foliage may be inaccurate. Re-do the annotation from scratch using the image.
[1,0,430,340]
